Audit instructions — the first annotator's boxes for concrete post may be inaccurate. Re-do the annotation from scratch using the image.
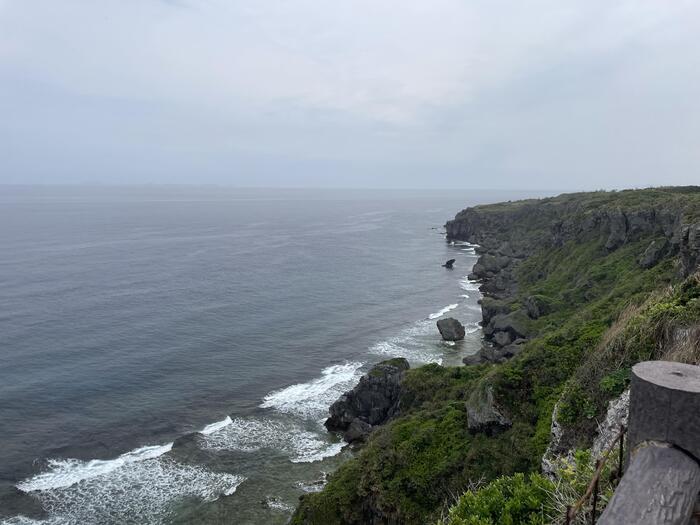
[598,361,700,525]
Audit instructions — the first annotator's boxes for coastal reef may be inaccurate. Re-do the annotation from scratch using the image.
[292,187,700,525]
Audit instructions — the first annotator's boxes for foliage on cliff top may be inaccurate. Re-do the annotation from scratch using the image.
[460,186,700,217]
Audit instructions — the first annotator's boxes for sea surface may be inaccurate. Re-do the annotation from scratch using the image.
[0,186,542,524]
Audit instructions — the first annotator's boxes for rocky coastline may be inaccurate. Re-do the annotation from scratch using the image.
[292,188,700,525]
[446,191,700,365]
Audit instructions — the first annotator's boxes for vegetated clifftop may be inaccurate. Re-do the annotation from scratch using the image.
[292,187,700,525]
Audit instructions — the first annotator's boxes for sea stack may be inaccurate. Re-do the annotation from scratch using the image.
[436,317,465,341]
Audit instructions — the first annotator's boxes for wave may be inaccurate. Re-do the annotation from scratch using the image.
[459,276,481,292]
[428,303,458,320]
[370,320,443,365]
[202,417,344,463]
[16,455,244,525]
[260,362,364,420]
[199,415,233,435]
[17,443,173,492]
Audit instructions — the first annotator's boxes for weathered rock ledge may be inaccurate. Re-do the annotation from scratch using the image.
[325,358,409,443]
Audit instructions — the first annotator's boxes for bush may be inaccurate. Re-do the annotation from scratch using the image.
[439,473,554,525]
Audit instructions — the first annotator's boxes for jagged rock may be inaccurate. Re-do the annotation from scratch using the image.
[493,331,512,347]
[325,358,409,443]
[343,419,372,443]
[497,342,525,359]
[484,310,529,341]
[605,210,627,251]
[591,389,630,460]
[524,295,551,319]
[680,222,700,276]
[639,239,669,269]
[466,384,511,436]
[462,354,485,366]
[437,318,465,341]
[480,297,512,326]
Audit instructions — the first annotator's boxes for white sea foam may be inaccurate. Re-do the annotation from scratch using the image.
[260,362,364,420]
[18,443,173,492]
[459,276,481,292]
[266,497,295,512]
[202,417,344,463]
[370,319,443,364]
[428,303,459,320]
[16,456,244,525]
[199,415,233,435]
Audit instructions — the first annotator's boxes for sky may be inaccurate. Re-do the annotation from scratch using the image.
[1,0,699,190]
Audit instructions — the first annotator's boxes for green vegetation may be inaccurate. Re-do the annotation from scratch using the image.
[292,188,700,525]
[438,473,554,525]
[439,450,619,525]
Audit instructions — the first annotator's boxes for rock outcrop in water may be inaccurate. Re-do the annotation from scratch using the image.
[325,358,409,443]
[436,317,465,341]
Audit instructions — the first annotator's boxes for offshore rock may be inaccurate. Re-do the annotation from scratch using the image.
[325,358,409,443]
[466,383,511,436]
[437,317,466,341]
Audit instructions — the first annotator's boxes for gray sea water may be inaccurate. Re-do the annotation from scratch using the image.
[0,186,539,524]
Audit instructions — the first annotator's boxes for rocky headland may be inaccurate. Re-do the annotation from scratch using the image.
[292,187,700,525]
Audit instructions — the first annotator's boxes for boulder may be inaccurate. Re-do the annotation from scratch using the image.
[493,330,512,347]
[639,239,669,269]
[484,310,530,340]
[480,297,511,326]
[437,318,466,341]
[325,358,409,443]
[524,295,552,319]
[466,384,511,436]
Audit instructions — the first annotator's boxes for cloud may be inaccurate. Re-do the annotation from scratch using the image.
[1,0,699,188]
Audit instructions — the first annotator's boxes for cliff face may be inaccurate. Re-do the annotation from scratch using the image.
[446,189,700,280]
[292,188,700,525]
[445,189,700,356]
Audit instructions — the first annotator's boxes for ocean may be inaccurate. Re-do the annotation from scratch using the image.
[0,186,539,524]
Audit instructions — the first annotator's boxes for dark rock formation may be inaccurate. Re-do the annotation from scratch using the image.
[524,295,551,319]
[325,358,409,443]
[436,317,465,341]
[483,310,529,342]
[466,383,512,436]
[446,190,700,363]
[639,238,669,269]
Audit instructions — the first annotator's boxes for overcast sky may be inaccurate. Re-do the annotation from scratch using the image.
[1,1,699,189]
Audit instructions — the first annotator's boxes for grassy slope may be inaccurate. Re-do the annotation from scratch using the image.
[292,188,700,525]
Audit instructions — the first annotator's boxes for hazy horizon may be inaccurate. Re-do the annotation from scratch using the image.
[2,1,699,189]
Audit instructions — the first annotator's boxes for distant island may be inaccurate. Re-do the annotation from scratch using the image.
[292,187,700,524]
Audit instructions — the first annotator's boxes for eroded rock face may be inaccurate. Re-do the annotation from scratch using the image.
[437,317,465,341]
[639,239,669,269]
[484,310,529,342]
[466,384,511,436]
[325,358,409,443]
